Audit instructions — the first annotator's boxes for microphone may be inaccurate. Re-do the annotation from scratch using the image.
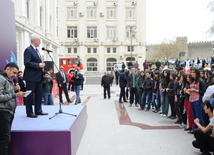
[42,47,52,53]
[13,78,19,93]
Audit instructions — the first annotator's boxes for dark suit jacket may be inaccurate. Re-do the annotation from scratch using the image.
[119,73,127,88]
[18,78,26,92]
[23,45,43,82]
[127,73,138,88]
[56,71,68,86]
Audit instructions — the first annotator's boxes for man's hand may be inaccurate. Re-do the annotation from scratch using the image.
[194,118,200,125]
[153,93,156,95]
[14,83,20,91]
[39,63,45,68]
[175,96,178,102]
[166,88,169,92]
[76,76,79,79]
[16,92,26,98]
[128,87,130,90]
[59,84,62,87]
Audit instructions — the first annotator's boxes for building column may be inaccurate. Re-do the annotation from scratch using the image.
[53,47,60,73]
[19,30,24,71]
[34,0,40,30]
[53,0,57,39]
[46,44,52,61]
[45,0,50,37]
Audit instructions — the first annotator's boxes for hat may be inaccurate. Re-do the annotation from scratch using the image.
[210,98,214,108]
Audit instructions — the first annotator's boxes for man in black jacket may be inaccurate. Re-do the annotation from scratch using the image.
[156,59,161,70]
[127,67,139,107]
[101,72,112,99]
[56,66,72,104]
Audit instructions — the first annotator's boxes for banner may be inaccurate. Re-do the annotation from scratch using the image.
[0,0,17,70]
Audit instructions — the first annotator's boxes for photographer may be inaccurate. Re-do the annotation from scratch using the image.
[42,71,54,105]
[72,69,84,105]
[0,63,25,155]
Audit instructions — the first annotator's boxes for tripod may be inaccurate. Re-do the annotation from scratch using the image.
[45,51,77,119]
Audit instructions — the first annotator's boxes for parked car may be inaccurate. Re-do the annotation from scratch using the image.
[114,63,128,72]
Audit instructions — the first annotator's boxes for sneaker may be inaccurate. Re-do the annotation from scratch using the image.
[163,114,167,117]
[159,112,162,114]
[135,104,139,107]
[160,114,163,116]
[129,104,132,107]
[179,124,183,127]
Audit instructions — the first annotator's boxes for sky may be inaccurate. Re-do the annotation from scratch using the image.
[146,0,214,44]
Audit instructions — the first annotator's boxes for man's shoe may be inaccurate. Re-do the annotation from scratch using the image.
[68,100,73,103]
[184,128,192,131]
[119,101,123,103]
[104,98,106,99]
[129,104,132,107]
[188,131,194,134]
[135,104,139,107]
[170,117,176,119]
[108,97,111,99]
[75,103,78,105]
[138,108,144,110]
[167,115,172,118]
[145,109,149,111]
[27,114,38,118]
[36,112,48,115]
[124,101,128,102]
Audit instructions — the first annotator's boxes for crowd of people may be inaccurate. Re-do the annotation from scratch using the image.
[101,60,214,155]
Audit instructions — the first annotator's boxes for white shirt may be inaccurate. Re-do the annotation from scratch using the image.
[202,85,214,103]
[31,44,42,61]
[209,117,214,137]
[186,60,190,68]
[60,71,66,83]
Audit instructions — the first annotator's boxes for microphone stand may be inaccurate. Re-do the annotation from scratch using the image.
[45,51,77,119]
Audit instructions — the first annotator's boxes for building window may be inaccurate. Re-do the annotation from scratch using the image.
[107,48,111,53]
[128,46,134,52]
[93,48,97,53]
[67,59,72,64]
[40,6,43,27]
[68,48,71,53]
[87,8,97,19]
[107,8,116,19]
[61,59,66,65]
[87,27,97,38]
[87,48,91,53]
[126,27,136,38]
[106,58,117,71]
[26,0,29,18]
[87,58,98,72]
[113,48,117,53]
[67,27,78,38]
[126,8,135,19]
[107,27,117,39]
[67,7,77,19]
[74,48,77,53]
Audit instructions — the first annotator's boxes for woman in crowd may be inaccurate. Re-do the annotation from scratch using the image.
[204,70,213,89]
[200,70,205,82]
[152,72,160,113]
[183,73,194,133]
[136,71,145,109]
[187,68,204,130]
[166,72,177,119]
[160,70,170,117]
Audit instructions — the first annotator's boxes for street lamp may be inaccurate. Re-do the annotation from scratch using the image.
[126,26,137,64]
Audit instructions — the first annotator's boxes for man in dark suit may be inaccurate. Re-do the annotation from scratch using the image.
[101,72,112,99]
[119,69,127,103]
[56,66,72,104]
[23,33,48,118]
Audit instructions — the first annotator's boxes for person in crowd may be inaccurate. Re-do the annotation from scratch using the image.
[0,63,25,155]
[119,69,127,103]
[152,72,161,113]
[110,69,115,86]
[135,67,140,76]
[148,60,153,71]
[187,68,204,130]
[156,59,161,70]
[115,69,120,86]
[200,70,206,82]
[134,61,139,68]
[72,69,84,104]
[204,70,213,89]
[42,71,53,105]
[160,70,170,117]
[174,73,186,127]
[128,61,133,68]
[18,71,26,92]
[125,67,131,100]
[177,70,184,81]
[47,68,54,80]
[197,57,200,69]
[158,73,163,111]
[140,71,153,111]
[183,73,194,133]
[185,59,190,68]
[81,74,84,91]
[175,59,180,68]
[211,64,214,74]
[166,72,177,119]
[101,72,112,99]
[205,57,209,66]
[67,70,74,91]
[56,66,72,104]
[192,100,214,155]
[143,60,148,71]
[23,33,48,118]
[127,67,139,107]
[174,67,180,75]
[202,59,206,69]
[165,60,169,69]
[159,66,163,73]
[122,62,126,70]
[136,71,145,109]
[211,55,214,65]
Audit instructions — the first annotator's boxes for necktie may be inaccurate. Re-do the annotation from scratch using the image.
[36,48,42,61]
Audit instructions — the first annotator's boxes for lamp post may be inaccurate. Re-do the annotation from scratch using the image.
[126,26,137,64]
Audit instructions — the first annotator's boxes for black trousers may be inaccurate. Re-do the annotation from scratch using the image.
[68,81,74,91]
[193,129,214,154]
[126,87,129,99]
[59,83,70,103]
[119,87,126,102]
[130,88,138,104]
[168,96,176,117]
[104,86,110,98]
[0,111,14,155]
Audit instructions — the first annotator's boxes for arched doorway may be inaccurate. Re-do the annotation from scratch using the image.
[106,58,117,71]
[126,57,135,66]
[87,58,98,72]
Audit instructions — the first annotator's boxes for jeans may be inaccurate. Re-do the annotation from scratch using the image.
[138,88,144,106]
[0,111,14,155]
[141,91,152,109]
[175,101,182,123]
[193,129,214,154]
[74,85,81,103]
[43,92,54,105]
[116,78,119,85]
[130,88,138,104]
[152,90,160,111]
[168,96,176,117]
[161,91,169,115]
[190,100,204,130]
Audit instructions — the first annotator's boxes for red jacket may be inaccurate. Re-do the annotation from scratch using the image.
[67,73,74,82]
